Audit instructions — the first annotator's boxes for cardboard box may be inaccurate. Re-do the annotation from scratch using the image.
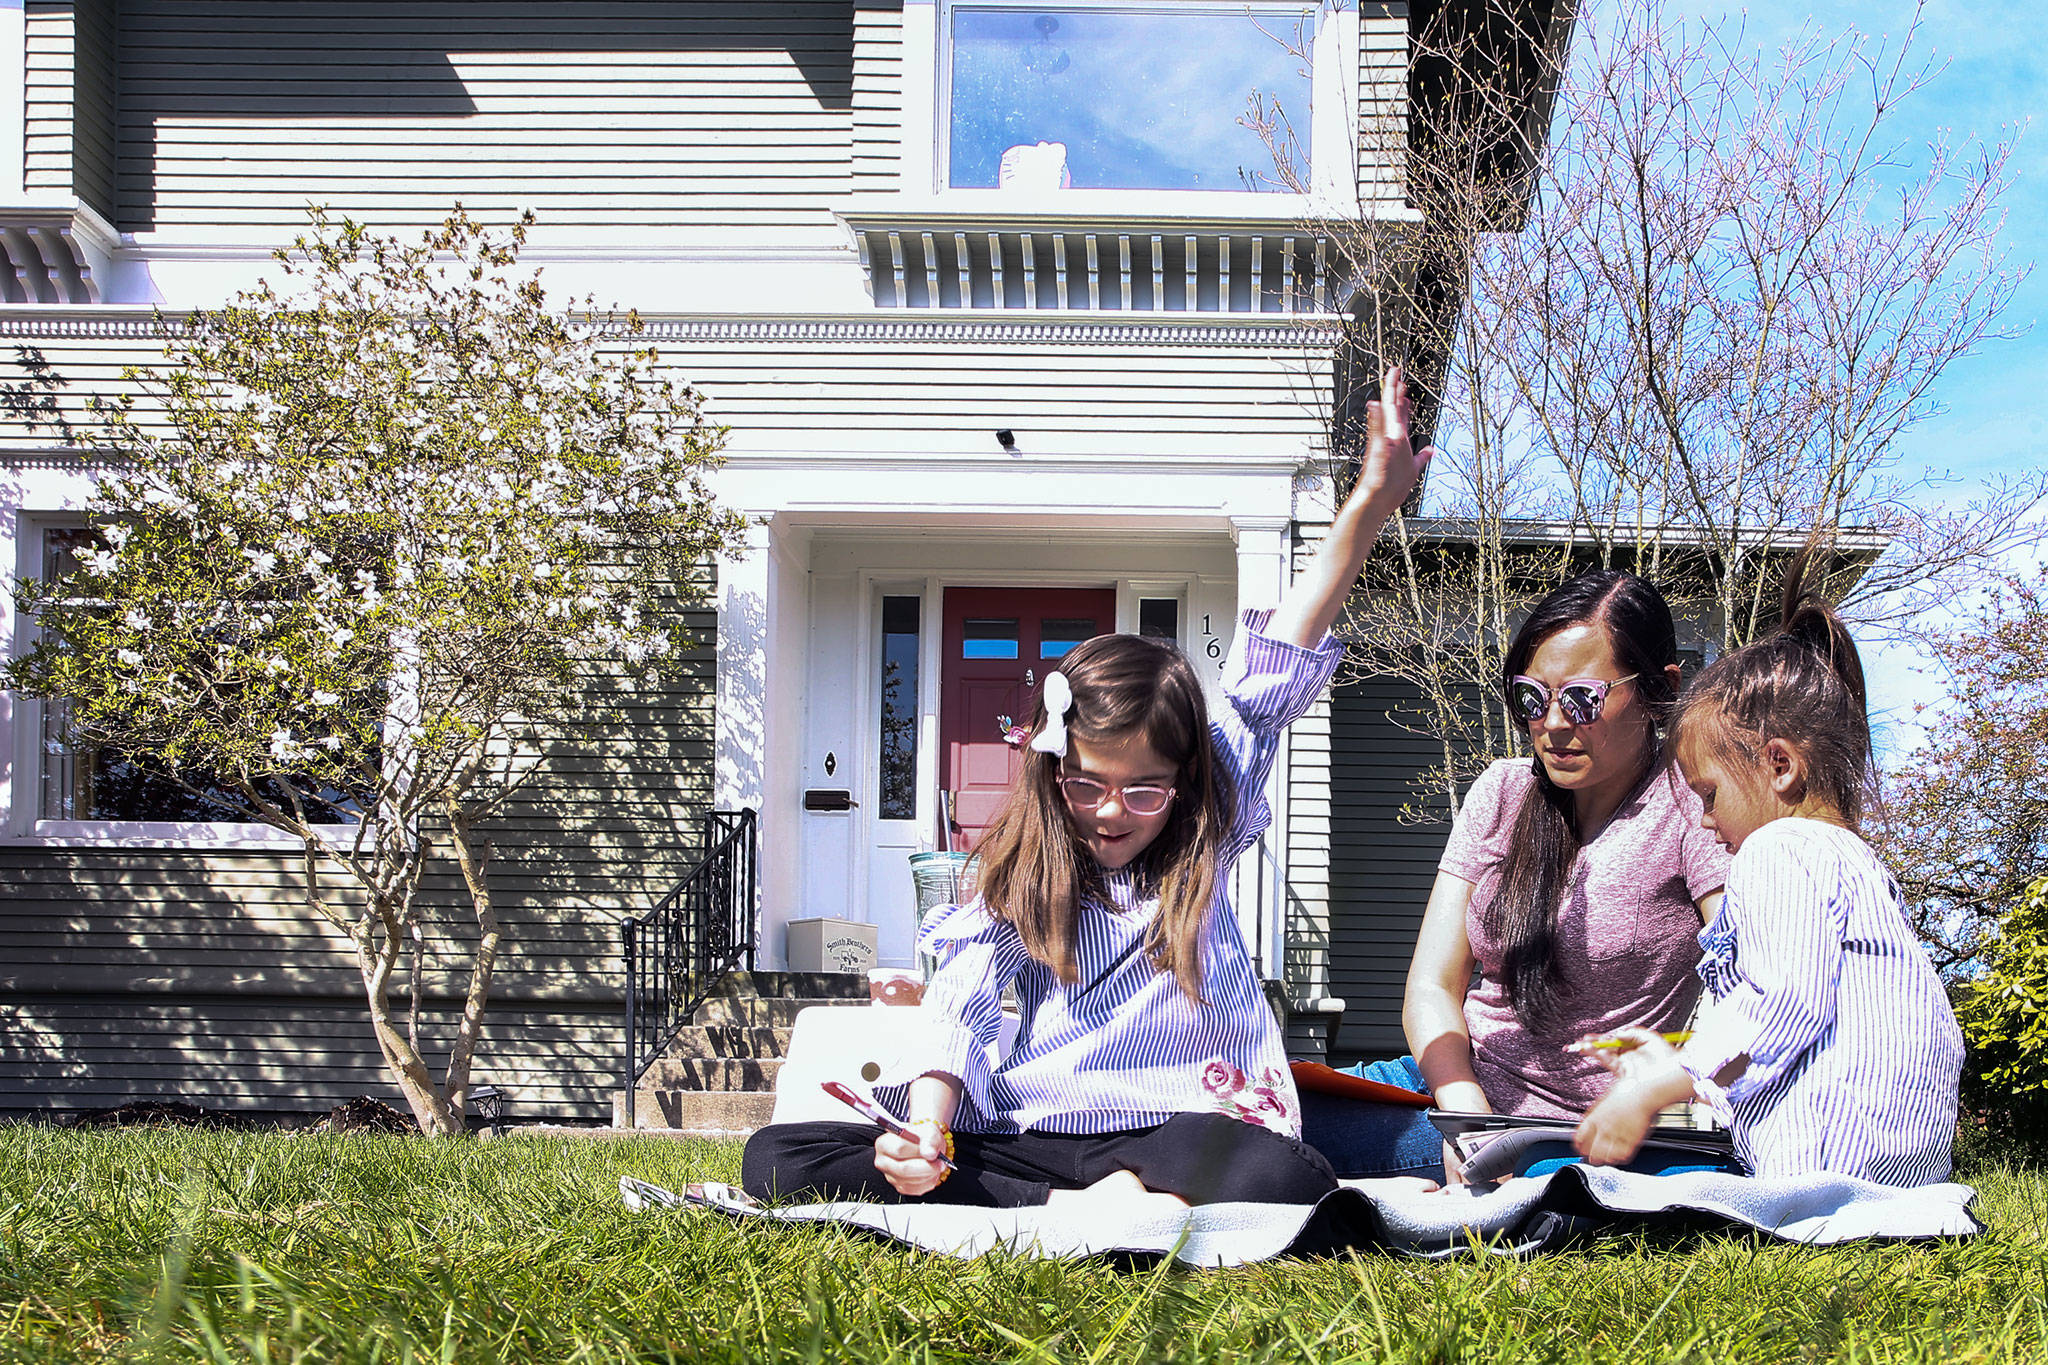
[785,917,878,974]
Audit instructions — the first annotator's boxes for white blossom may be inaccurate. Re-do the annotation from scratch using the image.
[116,648,143,667]
[269,728,310,762]
[123,609,152,632]
[311,690,341,707]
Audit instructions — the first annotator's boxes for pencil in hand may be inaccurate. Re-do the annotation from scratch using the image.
[1565,1030,1692,1055]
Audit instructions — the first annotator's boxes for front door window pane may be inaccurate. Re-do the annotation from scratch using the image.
[962,617,1021,659]
[948,5,1313,192]
[1038,617,1097,659]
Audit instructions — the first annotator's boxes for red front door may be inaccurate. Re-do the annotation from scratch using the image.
[941,586,1117,851]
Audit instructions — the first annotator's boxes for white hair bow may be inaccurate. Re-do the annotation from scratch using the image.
[1030,671,1073,756]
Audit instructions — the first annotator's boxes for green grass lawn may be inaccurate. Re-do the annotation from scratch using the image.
[2,1126,2044,1364]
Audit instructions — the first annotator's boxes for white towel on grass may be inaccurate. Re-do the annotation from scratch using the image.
[620,1165,1981,1267]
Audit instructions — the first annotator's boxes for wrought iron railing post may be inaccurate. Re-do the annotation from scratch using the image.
[742,808,758,971]
[622,915,640,1131]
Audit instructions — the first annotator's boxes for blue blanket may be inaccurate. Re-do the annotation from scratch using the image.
[620,1166,1980,1265]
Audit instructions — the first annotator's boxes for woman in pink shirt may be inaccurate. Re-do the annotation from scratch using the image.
[1303,571,1730,1181]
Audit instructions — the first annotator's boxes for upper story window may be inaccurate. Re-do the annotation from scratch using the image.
[943,4,1316,194]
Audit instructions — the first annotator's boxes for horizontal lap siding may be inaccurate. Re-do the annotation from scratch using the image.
[2,997,628,1115]
[851,3,903,200]
[1358,6,1410,212]
[71,0,119,218]
[25,0,119,214]
[0,637,715,1119]
[116,1,856,232]
[1325,672,1454,1063]
[664,334,1333,453]
[409,620,720,1018]
[0,323,1337,457]
[23,2,78,196]
[1282,526,1335,1058]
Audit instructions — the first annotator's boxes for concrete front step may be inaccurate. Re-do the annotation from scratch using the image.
[692,994,867,1028]
[639,1056,785,1091]
[613,1089,777,1134]
[611,972,890,1135]
[660,1024,793,1059]
[714,969,870,1001]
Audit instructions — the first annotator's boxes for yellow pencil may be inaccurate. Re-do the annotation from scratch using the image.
[1568,1030,1693,1053]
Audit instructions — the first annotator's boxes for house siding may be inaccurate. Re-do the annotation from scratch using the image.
[850,1,903,199]
[112,1,857,234]
[0,314,1339,458]
[1324,669,1453,1062]
[24,0,120,217]
[0,620,716,1120]
[1358,2,1410,212]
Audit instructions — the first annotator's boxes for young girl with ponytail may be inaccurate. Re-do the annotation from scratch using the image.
[1574,551,1963,1186]
[742,369,1434,1210]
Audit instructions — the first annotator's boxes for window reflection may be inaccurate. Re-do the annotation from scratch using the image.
[948,5,1314,192]
[879,596,921,820]
[1138,598,1179,641]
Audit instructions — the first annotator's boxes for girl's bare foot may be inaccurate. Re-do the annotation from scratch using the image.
[1045,1167,1191,1214]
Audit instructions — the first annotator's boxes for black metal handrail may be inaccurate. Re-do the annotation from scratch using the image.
[621,807,757,1128]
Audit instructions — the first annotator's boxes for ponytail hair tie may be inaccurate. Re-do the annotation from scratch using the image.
[1030,671,1073,756]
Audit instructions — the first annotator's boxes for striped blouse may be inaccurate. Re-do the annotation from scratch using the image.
[1680,819,1963,1186]
[893,611,1340,1138]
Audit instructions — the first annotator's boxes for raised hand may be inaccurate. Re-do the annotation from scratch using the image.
[1349,364,1435,520]
[1266,365,1442,647]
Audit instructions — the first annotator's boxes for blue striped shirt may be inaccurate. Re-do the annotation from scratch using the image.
[1681,819,1962,1186]
[893,611,1340,1138]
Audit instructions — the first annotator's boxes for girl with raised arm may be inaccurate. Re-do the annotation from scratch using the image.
[742,370,1433,1208]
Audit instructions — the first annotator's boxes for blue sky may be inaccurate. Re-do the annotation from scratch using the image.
[1667,1,2047,761]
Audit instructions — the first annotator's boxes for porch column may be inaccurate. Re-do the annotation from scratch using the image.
[1230,516,1291,982]
[715,517,803,969]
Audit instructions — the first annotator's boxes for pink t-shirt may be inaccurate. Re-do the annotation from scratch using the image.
[1441,757,1731,1118]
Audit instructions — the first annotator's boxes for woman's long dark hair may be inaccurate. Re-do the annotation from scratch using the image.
[972,633,1235,1000]
[1489,570,1680,1033]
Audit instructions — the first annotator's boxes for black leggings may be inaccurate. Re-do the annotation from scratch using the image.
[741,1112,1339,1208]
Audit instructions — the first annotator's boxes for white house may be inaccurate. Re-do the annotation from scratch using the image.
[0,0,1568,1119]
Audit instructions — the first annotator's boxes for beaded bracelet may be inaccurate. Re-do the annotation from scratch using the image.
[907,1118,956,1182]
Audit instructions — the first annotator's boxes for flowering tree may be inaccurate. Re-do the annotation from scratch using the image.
[1880,568,2048,970]
[6,208,749,1134]
[1255,0,2035,820]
